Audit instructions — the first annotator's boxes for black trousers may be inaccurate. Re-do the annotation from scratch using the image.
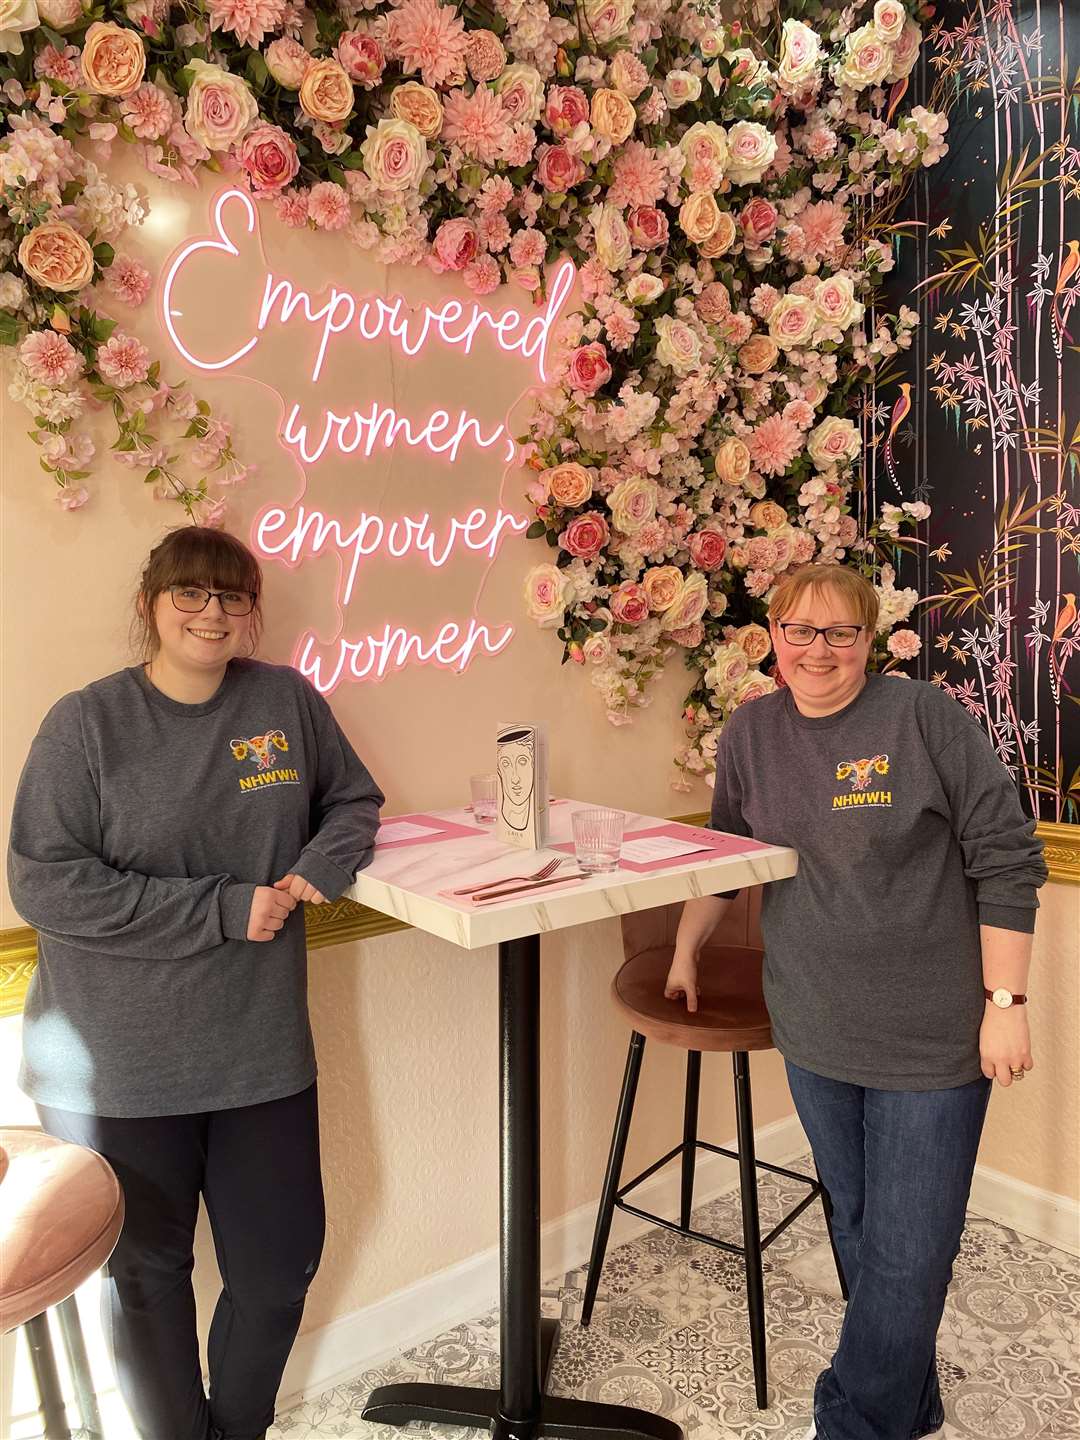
[38,1083,325,1440]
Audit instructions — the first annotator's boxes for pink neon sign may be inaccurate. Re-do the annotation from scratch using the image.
[158,188,576,692]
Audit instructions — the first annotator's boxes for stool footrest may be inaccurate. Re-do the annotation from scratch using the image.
[613,1143,821,1259]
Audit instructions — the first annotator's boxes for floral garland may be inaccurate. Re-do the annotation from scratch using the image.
[1,0,944,773]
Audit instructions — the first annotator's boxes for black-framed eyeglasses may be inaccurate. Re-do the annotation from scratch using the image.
[169,585,256,617]
[778,622,864,648]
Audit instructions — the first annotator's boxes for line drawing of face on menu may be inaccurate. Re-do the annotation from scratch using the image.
[498,729,535,832]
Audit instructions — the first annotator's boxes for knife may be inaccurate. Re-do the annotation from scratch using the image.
[470,874,586,904]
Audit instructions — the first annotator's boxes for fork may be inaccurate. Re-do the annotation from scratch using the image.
[451,856,566,897]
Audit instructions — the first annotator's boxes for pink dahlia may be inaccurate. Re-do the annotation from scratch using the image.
[749,415,803,477]
[274,187,310,227]
[18,330,83,387]
[34,45,82,90]
[307,181,351,230]
[205,0,286,49]
[386,0,469,90]
[104,255,152,306]
[442,85,511,166]
[799,200,847,262]
[96,332,151,388]
[608,142,667,209]
[120,82,176,140]
[508,228,546,267]
[464,255,501,295]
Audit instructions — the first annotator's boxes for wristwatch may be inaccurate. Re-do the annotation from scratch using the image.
[984,987,1028,1009]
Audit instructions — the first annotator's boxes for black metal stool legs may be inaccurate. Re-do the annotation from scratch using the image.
[679,1053,701,1230]
[57,1294,104,1438]
[580,1032,646,1328]
[815,1166,849,1301]
[24,1311,71,1440]
[733,1052,768,1410]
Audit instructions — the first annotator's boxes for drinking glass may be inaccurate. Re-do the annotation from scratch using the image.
[470,773,498,823]
[571,808,624,874]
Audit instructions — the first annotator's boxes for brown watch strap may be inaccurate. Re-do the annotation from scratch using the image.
[984,987,1028,1005]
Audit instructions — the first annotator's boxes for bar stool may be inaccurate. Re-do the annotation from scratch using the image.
[579,893,846,1409]
[1,1127,125,1440]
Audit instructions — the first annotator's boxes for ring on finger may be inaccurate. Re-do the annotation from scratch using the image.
[1010,1067,1025,1080]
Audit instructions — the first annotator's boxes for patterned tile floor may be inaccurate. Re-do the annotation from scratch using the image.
[270,1159,1080,1440]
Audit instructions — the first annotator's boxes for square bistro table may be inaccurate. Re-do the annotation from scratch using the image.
[346,799,796,1440]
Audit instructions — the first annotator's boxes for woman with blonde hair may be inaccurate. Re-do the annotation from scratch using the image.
[665,563,1046,1440]
[9,525,384,1440]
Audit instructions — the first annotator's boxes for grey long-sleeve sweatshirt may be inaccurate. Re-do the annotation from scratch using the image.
[8,659,384,1117]
[709,674,1047,1090]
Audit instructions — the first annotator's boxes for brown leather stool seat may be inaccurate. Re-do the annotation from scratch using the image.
[1,1127,125,1440]
[579,894,845,1412]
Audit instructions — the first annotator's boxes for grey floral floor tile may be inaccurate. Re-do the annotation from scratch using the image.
[272,1158,1080,1440]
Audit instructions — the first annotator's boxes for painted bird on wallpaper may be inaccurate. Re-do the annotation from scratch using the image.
[1050,240,1079,358]
[883,383,911,494]
[1048,592,1077,704]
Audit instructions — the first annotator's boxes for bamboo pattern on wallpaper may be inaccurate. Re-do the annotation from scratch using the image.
[864,0,1078,823]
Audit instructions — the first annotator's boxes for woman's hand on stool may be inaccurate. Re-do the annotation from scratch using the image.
[664,949,699,1012]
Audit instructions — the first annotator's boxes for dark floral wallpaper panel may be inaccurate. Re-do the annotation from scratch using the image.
[877,0,1079,823]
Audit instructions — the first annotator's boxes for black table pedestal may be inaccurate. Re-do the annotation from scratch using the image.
[362,936,682,1440]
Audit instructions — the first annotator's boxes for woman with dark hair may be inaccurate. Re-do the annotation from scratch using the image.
[8,526,384,1440]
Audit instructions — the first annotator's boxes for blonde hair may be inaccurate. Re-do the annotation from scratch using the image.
[767,564,879,632]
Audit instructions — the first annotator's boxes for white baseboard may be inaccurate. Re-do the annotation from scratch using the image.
[278,1113,808,1408]
[969,1163,1080,1257]
[280,1113,1080,1411]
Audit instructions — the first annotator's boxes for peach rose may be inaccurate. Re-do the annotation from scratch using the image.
[524,563,571,627]
[18,222,95,292]
[265,38,310,89]
[714,435,751,485]
[80,21,146,98]
[608,476,658,535]
[608,49,648,100]
[768,293,816,350]
[568,343,611,395]
[698,211,736,258]
[725,121,777,185]
[390,82,443,138]
[184,60,258,151]
[360,117,429,191]
[749,500,788,531]
[734,623,771,664]
[839,23,892,91]
[610,581,649,625]
[642,566,683,612]
[300,58,354,123]
[561,512,610,559]
[678,191,722,245]
[687,529,727,571]
[807,415,861,470]
[466,29,506,83]
[548,463,593,507]
[738,334,779,375]
[590,87,636,145]
[660,572,708,632]
[696,282,732,323]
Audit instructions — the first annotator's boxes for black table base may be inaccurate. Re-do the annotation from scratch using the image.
[362,936,682,1440]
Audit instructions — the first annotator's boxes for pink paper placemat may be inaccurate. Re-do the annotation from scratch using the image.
[375,814,488,849]
[553,822,773,873]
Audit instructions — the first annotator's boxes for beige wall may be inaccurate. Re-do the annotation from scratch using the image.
[1,166,1076,1354]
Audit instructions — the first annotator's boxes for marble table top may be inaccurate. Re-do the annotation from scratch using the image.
[345,799,797,951]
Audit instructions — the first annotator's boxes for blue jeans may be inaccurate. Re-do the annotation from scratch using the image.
[785,1062,991,1440]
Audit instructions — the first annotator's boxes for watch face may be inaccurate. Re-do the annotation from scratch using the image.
[992,988,1013,1009]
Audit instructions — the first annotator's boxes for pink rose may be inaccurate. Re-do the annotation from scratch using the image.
[335,32,384,87]
[610,581,649,625]
[696,282,732,324]
[740,196,778,248]
[537,144,585,193]
[627,206,669,250]
[669,622,704,648]
[239,124,299,192]
[433,217,479,271]
[265,37,310,89]
[567,342,612,396]
[688,529,727,571]
[561,512,610,560]
[544,85,589,136]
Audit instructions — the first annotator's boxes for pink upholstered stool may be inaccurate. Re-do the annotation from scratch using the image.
[1,1127,125,1440]
[578,894,846,1410]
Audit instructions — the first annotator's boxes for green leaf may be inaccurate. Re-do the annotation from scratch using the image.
[0,313,20,346]
[525,520,547,539]
[93,242,115,269]
[341,150,366,168]
[246,52,270,88]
